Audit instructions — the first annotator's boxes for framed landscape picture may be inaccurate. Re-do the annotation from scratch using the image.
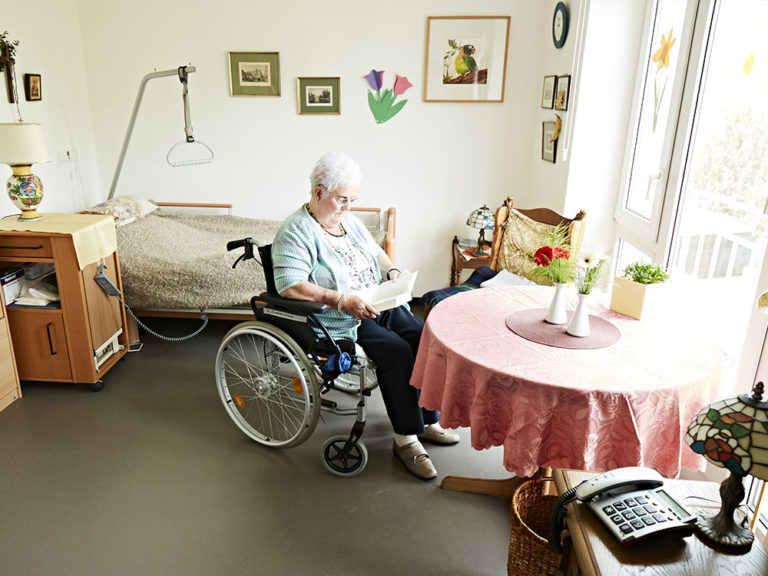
[297,77,340,115]
[541,75,556,109]
[542,121,557,163]
[228,52,281,96]
[424,16,510,102]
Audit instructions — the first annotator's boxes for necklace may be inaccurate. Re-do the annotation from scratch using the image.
[307,204,343,235]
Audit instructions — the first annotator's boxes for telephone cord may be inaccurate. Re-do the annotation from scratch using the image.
[120,295,208,342]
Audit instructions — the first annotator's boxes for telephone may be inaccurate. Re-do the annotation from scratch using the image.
[548,467,697,551]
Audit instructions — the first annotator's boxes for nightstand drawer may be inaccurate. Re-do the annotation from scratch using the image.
[0,236,53,259]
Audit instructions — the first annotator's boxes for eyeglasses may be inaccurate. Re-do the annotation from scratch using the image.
[330,192,357,207]
[318,185,357,207]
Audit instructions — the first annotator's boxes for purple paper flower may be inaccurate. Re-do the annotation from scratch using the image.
[393,75,413,96]
[364,69,384,91]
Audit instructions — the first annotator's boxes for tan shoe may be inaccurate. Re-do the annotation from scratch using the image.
[418,426,460,446]
[393,441,437,480]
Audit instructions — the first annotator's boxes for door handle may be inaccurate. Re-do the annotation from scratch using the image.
[46,322,57,356]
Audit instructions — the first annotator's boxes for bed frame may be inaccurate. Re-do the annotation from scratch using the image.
[122,202,396,341]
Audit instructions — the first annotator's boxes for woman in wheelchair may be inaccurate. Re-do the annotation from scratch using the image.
[270,151,459,480]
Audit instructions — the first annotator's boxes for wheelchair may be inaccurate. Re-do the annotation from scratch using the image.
[214,238,378,477]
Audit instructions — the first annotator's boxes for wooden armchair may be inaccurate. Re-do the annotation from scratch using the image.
[488,196,586,282]
[427,197,586,316]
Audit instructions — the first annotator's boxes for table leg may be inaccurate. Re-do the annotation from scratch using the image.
[440,468,554,498]
[440,475,526,498]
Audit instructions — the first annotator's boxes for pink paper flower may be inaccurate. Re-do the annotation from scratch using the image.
[393,75,413,96]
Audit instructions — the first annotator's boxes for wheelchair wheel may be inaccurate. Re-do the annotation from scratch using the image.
[216,321,320,449]
[320,434,368,477]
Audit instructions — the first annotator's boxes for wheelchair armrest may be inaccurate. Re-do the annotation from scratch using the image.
[255,292,328,315]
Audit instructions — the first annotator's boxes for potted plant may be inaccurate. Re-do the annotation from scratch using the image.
[610,262,669,320]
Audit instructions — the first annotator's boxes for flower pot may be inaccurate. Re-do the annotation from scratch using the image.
[609,276,666,320]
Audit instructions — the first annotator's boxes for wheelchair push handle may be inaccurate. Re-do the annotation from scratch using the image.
[227,237,260,269]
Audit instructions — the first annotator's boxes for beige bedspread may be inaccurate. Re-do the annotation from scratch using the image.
[116,211,281,310]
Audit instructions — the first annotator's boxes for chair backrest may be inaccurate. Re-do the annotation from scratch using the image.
[257,243,278,295]
[489,196,586,283]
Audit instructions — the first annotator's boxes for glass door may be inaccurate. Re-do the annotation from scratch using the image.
[616,0,768,394]
[666,0,768,393]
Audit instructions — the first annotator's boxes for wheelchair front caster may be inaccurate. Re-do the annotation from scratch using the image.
[321,434,368,477]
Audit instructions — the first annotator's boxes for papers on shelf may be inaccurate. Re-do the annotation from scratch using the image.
[357,270,418,311]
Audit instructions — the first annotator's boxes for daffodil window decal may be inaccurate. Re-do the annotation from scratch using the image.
[651,27,677,132]
[364,69,412,124]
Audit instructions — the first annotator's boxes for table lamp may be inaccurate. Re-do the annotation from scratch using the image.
[685,381,768,552]
[466,204,494,257]
[0,122,51,221]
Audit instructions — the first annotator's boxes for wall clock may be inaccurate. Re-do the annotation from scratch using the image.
[552,2,569,49]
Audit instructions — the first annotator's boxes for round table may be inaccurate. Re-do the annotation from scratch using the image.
[410,286,722,478]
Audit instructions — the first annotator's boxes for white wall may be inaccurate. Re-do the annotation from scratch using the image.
[2,0,641,294]
[1,0,101,212]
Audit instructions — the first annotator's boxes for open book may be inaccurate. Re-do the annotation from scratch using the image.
[358,270,418,311]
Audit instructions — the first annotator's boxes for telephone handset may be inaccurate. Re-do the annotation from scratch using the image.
[549,467,697,551]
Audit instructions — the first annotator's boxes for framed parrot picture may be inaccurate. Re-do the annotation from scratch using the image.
[424,16,510,102]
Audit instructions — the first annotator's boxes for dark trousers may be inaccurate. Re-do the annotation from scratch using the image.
[356,306,439,435]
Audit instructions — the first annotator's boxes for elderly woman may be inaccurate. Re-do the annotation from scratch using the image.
[271,151,459,480]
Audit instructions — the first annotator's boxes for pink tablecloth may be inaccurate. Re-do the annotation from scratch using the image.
[410,286,722,478]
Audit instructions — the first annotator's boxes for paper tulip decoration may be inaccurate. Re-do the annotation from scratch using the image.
[364,69,412,124]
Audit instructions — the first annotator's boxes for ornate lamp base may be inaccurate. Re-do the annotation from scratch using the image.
[695,472,754,553]
[7,165,44,221]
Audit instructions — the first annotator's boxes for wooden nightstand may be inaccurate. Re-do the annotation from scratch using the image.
[0,214,129,391]
[450,236,491,286]
[554,469,768,575]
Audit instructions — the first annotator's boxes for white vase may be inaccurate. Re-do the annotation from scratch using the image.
[567,292,591,337]
[545,282,568,324]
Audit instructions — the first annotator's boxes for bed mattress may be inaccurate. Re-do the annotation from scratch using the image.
[116,211,281,310]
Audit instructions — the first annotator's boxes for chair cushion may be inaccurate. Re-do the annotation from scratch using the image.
[496,208,559,285]
[422,266,497,310]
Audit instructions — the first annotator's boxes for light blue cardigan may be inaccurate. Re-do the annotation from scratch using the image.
[271,204,384,339]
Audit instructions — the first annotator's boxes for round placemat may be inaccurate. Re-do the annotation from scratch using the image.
[505,308,621,350]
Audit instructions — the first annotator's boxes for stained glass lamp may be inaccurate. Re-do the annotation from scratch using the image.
[685,381,768,552]
[466,204,494,257]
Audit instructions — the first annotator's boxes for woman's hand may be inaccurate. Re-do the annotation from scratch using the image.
[340,294,379,320]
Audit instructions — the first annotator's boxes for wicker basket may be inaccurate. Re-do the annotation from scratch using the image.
[507,476,560,576]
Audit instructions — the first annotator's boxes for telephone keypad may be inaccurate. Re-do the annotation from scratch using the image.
[589,486,696,546]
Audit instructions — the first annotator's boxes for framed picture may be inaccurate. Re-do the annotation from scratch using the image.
[296,77,340,115]
[542,121,557,163]
[24,73,41,101]
[228,52,280,96]
[424,16,511,102]
[554,74,571,111]
[541,75,556,109]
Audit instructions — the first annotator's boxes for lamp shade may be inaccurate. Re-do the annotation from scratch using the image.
[0,123,50,165]
[685,384,768,481]
[467,204,494,230]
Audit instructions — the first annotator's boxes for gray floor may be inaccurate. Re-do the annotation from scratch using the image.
[0,315,513,576]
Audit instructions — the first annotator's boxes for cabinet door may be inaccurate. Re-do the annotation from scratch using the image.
[82,257,123,349]
[7,309,72,381]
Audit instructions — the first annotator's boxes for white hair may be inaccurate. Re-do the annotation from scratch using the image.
[309,151,363,194]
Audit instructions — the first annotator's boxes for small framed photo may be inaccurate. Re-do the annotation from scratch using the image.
[228,52,281,96]
[24,74,41,101]
[554,74,570,111]
[297,77,340,115]
[542,121,557,163]
[541,75,556,109]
